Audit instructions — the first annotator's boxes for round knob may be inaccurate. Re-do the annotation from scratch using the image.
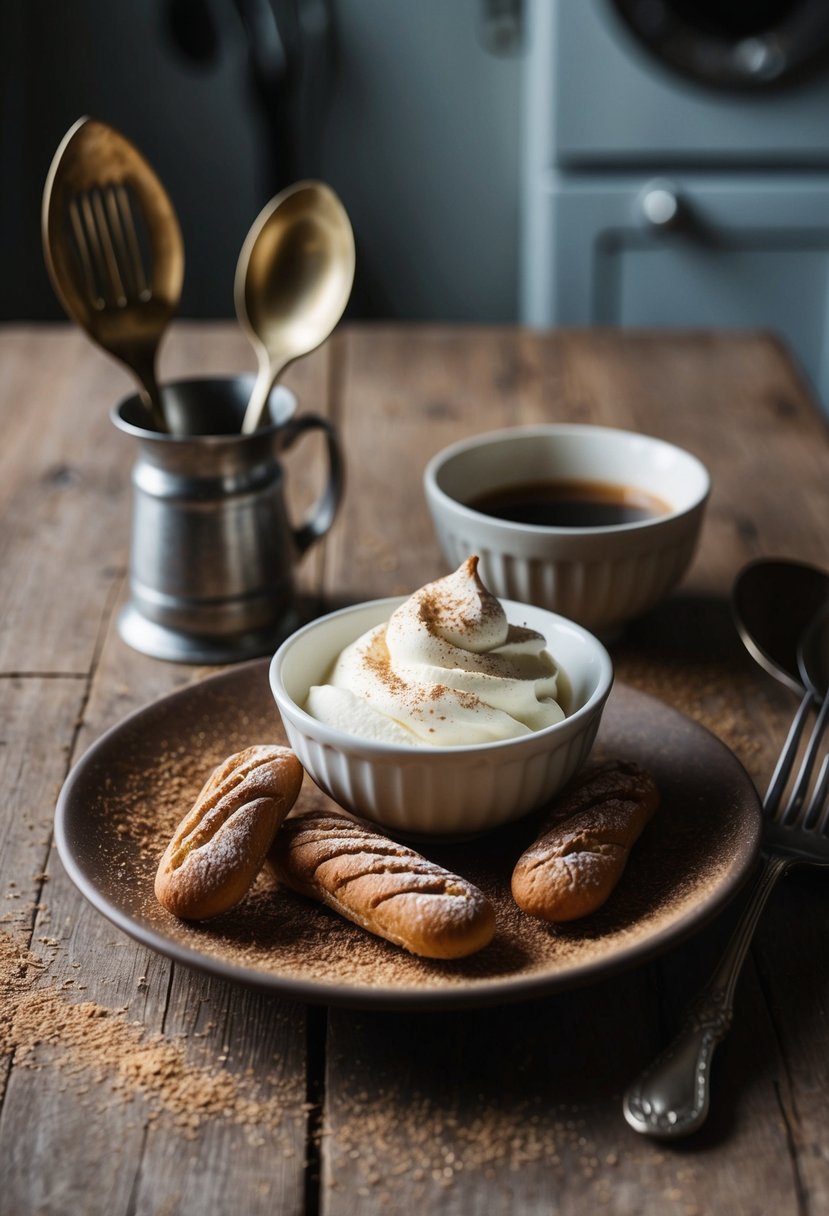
[733,37,786,83]
[639,183,683,230]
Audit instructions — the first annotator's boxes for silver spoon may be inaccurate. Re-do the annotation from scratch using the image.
[799,600,829,702]
[733,557,829,695]
[623,557,829,1138]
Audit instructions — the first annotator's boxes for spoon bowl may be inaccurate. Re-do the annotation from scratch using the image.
[42,117,184,433]
[732,557,829,695]
[235,180,355,434]
[799,601,829,701]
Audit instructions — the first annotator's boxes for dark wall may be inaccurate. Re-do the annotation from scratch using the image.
[0,0,522,323]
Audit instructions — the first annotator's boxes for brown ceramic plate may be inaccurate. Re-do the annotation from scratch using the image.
[55,660,762,1010]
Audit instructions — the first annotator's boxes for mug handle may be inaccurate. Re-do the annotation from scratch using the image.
[279,414,345,557]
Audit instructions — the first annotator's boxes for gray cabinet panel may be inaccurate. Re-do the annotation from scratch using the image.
[549,0,829,165]
[525,173,829,405]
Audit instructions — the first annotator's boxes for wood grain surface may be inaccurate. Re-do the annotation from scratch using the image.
[1,322,828,1215]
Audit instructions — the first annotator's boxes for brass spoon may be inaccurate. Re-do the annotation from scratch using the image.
[42,116,184,433]
[235,180,355,434]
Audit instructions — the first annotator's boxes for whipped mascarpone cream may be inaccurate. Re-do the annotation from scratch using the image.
[305,557,566,747]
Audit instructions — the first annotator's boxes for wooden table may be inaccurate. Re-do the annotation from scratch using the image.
[2,322,829,1215]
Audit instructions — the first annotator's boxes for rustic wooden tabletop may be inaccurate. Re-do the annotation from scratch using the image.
[2,322,829,1215]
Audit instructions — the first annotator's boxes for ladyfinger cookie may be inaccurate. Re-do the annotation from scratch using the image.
[269,808,496,959]
[511,760,659,922]
[155,744,304,920]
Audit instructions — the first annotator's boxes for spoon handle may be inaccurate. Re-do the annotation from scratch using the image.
[138,385,168,435]
[622,852,788,1138]
[129,350,168,433]
[241,361,276,434]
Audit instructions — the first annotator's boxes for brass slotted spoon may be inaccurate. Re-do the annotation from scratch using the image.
[42,117,184,433]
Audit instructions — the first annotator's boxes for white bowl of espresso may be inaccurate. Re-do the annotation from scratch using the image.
[423,425,710,635]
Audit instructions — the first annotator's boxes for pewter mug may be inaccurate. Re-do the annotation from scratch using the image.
[113,376,343,663]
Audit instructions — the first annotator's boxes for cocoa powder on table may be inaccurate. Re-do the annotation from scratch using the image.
[0,930,303,1141]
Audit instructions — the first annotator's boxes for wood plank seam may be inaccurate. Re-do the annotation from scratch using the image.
[35,571,128,850]
[0,673,89,681]
[0,572,127,1121]
[123,1122,153,1216]
[752,948,810,1205]
[317,329,348,598]
[772,1079,809,1216]
[301,335,340,1215]
[304,1004,328,1216]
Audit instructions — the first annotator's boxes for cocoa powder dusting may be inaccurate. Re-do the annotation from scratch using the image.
[324,1086,615,1204]
[56,669,754,1000]
[0,932,303,1141]
[613,652,767,786]
[364,635,408,699]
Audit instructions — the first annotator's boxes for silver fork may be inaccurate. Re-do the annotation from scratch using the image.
[623,686,829,1138]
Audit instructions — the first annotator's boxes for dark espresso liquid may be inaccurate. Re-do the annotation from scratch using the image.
[468,479,671,528]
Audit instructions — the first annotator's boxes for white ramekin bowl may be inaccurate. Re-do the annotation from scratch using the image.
[269,597,613,838]
[423,425,710,636]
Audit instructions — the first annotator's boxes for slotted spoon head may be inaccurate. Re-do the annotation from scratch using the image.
[42,117,184,410]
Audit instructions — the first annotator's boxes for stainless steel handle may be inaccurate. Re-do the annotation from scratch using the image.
[280,413,345,557]
[622,853,789,1137]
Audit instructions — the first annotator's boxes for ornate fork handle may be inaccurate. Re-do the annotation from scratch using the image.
[623,853,790,1137]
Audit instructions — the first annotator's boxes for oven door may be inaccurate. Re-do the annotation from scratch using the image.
[610,0,829,90]
[522,172,829,406]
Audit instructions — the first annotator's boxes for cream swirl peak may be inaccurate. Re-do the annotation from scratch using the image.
[305,557,566,746]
